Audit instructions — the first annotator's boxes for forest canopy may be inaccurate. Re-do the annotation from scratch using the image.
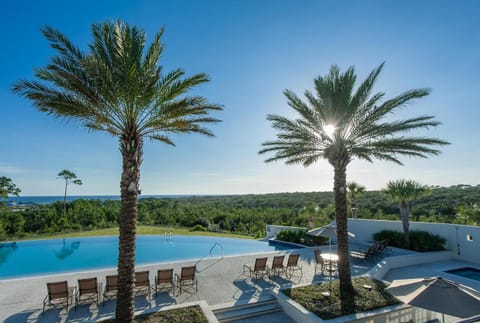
[1,184,479,241]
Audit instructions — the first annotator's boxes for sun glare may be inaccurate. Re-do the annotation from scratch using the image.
[324,124,336,139]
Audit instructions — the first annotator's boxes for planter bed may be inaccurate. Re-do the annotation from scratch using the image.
[282,277,400,320]
[100,303,213,323]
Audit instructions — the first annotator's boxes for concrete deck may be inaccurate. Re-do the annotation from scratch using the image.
[383,258,480,291]
[0,244,377,323]
[5,239,448,323]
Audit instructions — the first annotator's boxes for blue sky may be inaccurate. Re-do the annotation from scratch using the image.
[1,0,479,196]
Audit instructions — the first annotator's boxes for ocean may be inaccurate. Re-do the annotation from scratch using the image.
[5,195,192,206]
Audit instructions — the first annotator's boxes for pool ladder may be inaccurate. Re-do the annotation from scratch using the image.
[210,242,224,259]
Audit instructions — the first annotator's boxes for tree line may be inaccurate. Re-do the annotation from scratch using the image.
[1,184,479,241]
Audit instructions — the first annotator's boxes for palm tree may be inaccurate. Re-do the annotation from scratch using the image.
[259,63,449,314]
[57,170,82,217]
[13,21,221,322]
[347,182,365,219]
[0,177,21,208]
[384,180,430,248]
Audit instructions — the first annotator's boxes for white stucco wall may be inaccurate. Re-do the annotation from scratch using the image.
[348,219,480,264]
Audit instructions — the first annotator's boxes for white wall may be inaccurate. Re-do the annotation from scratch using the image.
[348,219,480,264]
[266,225,306,240]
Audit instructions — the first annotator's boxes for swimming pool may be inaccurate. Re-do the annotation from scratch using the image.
[0,235,300,279]
[445,267,480,282]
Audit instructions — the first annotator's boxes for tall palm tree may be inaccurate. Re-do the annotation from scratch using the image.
[259,63,449,314]
[57,170,82,218]
[13,21,221,322]
[384,179,430,248]
[347,181,365,219]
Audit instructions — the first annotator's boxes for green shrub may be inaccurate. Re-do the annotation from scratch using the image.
[410,230,446,251]
[373,229,446,251]
[190,224,207,232]
[373,230,404,246]
[276,229,305,243]
[276,229,328,246]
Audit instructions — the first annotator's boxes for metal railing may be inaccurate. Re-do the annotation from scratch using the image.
[209,242,224,259]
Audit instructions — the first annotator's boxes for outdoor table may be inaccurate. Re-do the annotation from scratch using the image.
[321,253,338,262]
[321,253,338,273]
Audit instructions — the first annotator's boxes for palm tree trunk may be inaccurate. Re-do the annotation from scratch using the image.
[400,204,410,249]
[334,164,355,314]
[350,197,357,219]
[63,180,68,218]
[115,134,143,323]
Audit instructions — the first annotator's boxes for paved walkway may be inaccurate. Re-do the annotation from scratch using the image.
[0,244,376,323]
[383,258,480,291]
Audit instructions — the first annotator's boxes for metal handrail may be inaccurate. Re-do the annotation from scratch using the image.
[209,242,224,259]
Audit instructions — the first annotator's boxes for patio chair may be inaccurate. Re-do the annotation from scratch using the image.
[134,271,151,298]
[175,266,198,295]
[75,277,101,309]
[102,275,118,304]
[243,257,268,280]
[43,280,75,314]
[362,241,386,261]
[314,249,324,274]
[378,239,392,256]
[285,254,303,278]
[269,255,286,278]
[155,268,174,297]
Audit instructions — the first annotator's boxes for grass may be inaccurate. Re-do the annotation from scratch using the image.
[101,305,208,323]
[283,277,400,320]
[12,225,253,241]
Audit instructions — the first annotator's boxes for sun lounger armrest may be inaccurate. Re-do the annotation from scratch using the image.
[243,264,253,274]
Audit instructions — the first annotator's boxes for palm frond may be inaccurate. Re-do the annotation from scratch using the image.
[259,63,449,169]
[13,21,221,147]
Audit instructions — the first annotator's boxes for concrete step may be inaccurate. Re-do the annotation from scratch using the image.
[213,299,282,322]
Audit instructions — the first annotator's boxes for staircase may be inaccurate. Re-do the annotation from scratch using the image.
[213,299,283,322]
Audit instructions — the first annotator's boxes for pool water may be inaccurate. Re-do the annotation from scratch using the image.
[0,235,299,279]
[445,267,480,281]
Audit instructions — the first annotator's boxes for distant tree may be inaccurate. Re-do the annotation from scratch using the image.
[0,176,21,208]
[14,21,221,321]
[384,179,430,248]
[57,170,82,217]
[259,63,449,313]
[347,182,365,219]
[456,203,480,225]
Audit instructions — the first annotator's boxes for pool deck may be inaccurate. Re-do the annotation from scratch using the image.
[1,243,479,323]
[0,244,374,322]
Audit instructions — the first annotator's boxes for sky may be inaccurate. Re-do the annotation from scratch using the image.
[1,0,479,196]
